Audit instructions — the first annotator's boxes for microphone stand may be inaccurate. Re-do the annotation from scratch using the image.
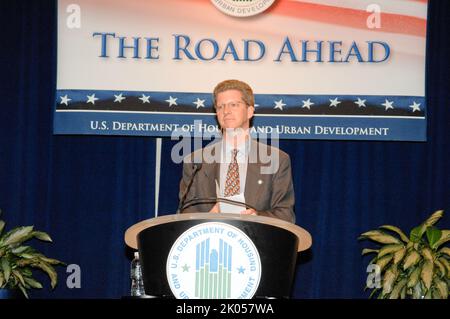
[181,197,258,213]
[176,163,202,214]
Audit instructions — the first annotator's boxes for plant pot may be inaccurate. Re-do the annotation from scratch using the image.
[0,288,25,299]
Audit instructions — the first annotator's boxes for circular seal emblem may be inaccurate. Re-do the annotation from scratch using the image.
[166,222,262,299]
[211,0,276,18]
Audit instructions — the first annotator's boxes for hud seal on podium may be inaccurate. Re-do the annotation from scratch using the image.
[166,222,262,299]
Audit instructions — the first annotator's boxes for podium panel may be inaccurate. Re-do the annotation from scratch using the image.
[125,213,312,299]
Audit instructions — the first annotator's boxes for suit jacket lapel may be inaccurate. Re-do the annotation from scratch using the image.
[244,140,263,206]
[201,142,221,196]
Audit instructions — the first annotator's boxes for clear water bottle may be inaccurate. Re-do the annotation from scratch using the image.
[130,251,145,296]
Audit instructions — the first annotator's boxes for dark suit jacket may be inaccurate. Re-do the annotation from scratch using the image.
[179,139,295,223]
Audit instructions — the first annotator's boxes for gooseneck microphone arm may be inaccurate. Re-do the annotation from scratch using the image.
[180,197,258,213]
[176,163,202,214]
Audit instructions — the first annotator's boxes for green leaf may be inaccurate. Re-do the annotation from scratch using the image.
[23,277,43,289]
[426,226,442,248]
[376,254,393,272]
[432,289,441,299]
[382,265,398,294]
[438,258,450,279]
[420,260,434,290]
[32,231,52,242]
[378,244,404,259]
[32,262,58,289]
[38,256,65,265]
[432,230,450,249]
[380,225,410,243]
[0,272,4,288]
[11,245,32,255]
[440,246,450,258]
[423,210,444,227]
[368,288,380,299]
[410,210,444,247]
[420,247,434,261]
[389,278,407,299]
[20,253,41,260]
[434,259,447,278]
[18,284,29,299]
[433,277,448,299]
[403,250,421,270]
[12,270,26,286]
[362,248,378,255]
[1,258,11,283]
[378,290,386,299]
[400,285,407,299]
[1,226,34,246]
[393,247,407,264]
[410,226,424,243]
[407,265,422,288]
[359,230,401,245]
[424,288,432,299]
[0,220,5,235]
[412,281,424,299]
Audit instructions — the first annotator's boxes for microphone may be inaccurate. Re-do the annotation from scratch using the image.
[176,163,202,214]
[181,196,258,213]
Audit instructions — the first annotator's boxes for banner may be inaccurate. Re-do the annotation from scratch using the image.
[55,0,428,140]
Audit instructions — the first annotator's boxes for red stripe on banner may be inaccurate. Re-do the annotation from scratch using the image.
[265,1,426,37]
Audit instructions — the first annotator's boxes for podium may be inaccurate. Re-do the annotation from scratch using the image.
[125,213,311,299]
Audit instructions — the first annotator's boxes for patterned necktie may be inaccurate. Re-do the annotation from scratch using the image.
[224,149,240,197]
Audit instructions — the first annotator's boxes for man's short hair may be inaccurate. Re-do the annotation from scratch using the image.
[213,79,255,108]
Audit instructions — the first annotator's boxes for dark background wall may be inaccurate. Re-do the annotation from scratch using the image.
[0,0,448,298]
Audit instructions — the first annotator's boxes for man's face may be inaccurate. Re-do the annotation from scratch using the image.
[215,89,254,131]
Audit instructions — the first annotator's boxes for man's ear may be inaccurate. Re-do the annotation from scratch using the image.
[247,105,255,120]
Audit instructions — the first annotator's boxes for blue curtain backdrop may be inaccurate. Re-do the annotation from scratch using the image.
[0,0,448,298]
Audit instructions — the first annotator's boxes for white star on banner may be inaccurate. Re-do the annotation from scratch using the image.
[409,101,421,112]
[87,94,99,105]
[114,93,126,103]
[274,99,286,110]
[302,98,314,110]
[165,96,178,107]
[60,95,71,106]
[382,99,394,110]
[139,94,150,104]
[354,98,366,107]
[193,98,205,108]
[329,97,341,107]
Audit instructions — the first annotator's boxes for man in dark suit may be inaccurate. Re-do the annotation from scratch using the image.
[179,79,295,223]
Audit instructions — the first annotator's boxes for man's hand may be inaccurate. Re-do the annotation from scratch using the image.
[240,208,258,216]
[209,203,220,213]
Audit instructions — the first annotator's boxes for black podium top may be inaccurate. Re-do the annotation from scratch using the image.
[125,213,312,252]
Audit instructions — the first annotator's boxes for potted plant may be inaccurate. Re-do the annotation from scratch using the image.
[359,210,449,299]
[0,209,65,298]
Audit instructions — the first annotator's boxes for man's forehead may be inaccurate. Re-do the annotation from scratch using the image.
[217,89,243,99]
